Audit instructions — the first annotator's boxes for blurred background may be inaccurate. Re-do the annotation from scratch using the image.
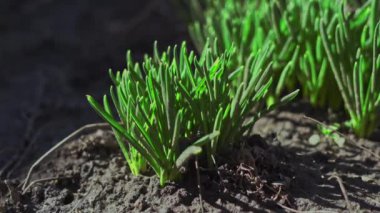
[0,0,188,178]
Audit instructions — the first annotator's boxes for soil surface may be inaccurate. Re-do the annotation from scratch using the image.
[1,103,380,212]
[254,103,380,212]
[1,0,379,212]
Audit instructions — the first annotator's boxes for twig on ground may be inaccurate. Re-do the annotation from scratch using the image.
[195,156,204,213]
[22,176,72,194]
[303,115,380,160]
[21,123,110,191]
[273,186,282,201]
[328,174,353,213]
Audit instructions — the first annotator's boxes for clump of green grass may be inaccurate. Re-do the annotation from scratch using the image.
[87,42,221,185]
[189,0,278,107]
[320,0,380,137]
[189,0,380,138]
[177,40,299,162]
[87,41,298,185]
[190,0,345,108]
[287,0,343,109]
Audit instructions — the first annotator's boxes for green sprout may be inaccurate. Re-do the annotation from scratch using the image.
[87,42,221,185]
[87,40,298,185]
[290,0,343,109]
[190,0,380,109]
[177,40,299,163]
[320,0,380,137]
[189,0,336,107]
[189,0,282,107]
[313,123,345,147]
[319,122,340,136]
[189,0,380,138]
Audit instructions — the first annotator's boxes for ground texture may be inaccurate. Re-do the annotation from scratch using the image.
[0,0,379,212]
[2,103,380,212]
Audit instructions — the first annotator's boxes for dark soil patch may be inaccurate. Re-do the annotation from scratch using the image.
[1,0,379,212]
[1,130,292,212]
[1,103,379,212]
[254,103,380,212]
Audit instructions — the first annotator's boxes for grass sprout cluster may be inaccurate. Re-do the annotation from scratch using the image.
[87,0,380,186]
[87,41,298,185]
[190,0,380,137]
[320,0,380,137]
[190,0,342,108]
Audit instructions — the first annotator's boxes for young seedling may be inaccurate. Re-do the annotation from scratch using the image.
[87,40,299,185]
[189,0,340,108]
[320,0,380,137]
[309,123,345,147]
[87,42,221,185]
[291,0,343,109]
[176,40,299,163]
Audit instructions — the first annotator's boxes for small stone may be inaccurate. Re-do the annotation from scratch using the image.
[361,174,377,182]
[309,134,320,145]
[216,198,222,205]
